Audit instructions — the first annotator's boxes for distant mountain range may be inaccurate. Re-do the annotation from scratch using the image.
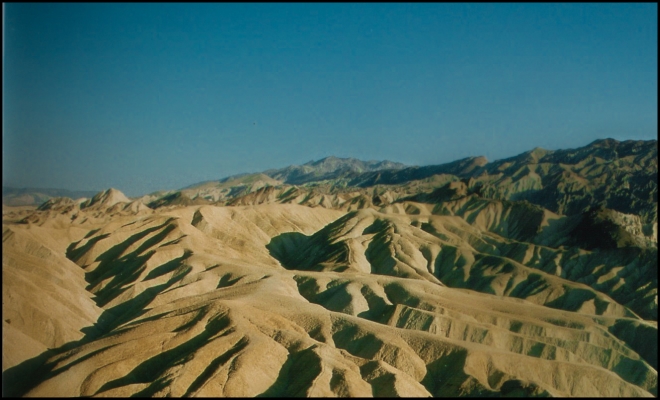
[2,156,404,207]
[4,139,657,240]
[159,139,657,233]
[180,156,407,191]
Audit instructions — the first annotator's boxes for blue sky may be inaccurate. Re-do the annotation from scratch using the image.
[3,3,657,197]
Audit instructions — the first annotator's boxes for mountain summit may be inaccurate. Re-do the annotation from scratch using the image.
[81,188,130,209]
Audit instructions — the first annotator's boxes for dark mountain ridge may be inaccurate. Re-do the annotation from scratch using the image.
[263,156,407,185]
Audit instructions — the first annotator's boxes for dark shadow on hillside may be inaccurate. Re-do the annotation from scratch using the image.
[544,288,600,313]
[1,259,195,397]
[3,221,194,396]
[181,336,248,397]
[84,219,173,283]
[143,251,190,281]
[609,320,658,371]
[266,231,312,270]
[66,233,111,263]
[507,273,550,299]
[257,346,323,397]
[83,221,183,307]
[430,250,499,294]
[1,350,54,397]
[363,220,398,277]
[95,313,234,396]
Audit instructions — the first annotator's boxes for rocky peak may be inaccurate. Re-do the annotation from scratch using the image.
[81,188,130,209]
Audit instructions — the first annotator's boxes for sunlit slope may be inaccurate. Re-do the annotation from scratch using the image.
[218,183,658,320]
[268,207,656,321]
[2,224,104,370]
[382,198,658,320]
[4,202,655,397]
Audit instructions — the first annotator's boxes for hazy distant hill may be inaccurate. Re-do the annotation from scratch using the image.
[2,187,99,206]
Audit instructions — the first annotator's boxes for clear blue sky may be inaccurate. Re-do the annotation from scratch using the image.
[3,3,657,197]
